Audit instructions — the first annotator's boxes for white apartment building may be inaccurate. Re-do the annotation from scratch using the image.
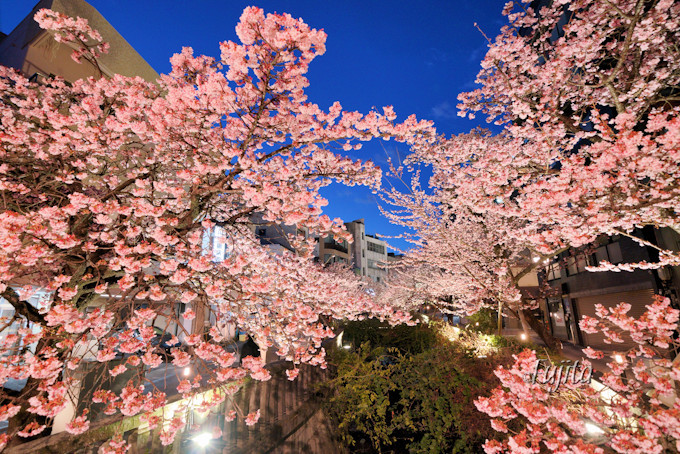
[345,219,389,283]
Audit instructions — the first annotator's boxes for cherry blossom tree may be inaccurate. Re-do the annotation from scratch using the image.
[380,0,679,355]
[476,296,680,454]
[380,168,565,350]
[0,7,431,449]
[413,0,680,270]
[393,0,680,452]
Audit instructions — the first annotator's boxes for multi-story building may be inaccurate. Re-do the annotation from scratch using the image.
[310,219,391,283]
[345,219,389,283]
[0,0,158,84]
[542,228,680,350]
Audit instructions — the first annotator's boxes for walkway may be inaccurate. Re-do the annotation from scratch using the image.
[502,328,617,373]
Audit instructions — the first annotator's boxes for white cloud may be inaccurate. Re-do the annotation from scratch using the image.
[430,101,458,119]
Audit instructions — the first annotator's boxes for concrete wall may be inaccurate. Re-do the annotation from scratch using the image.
[0,0,158,83]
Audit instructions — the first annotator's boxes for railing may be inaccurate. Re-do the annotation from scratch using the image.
[323,242,348,254]
[5,362,338,454]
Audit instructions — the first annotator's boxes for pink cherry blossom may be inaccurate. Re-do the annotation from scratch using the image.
[0,5,433,448]
[245,409,261,426]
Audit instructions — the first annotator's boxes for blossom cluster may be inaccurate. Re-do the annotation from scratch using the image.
[0,6,434,448]
[477,296,680,454]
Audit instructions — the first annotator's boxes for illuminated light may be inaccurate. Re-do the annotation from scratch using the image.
[335,331,344,348]
[183,367,191,376]
[520,333,527,341]
[475,322,479,326]
[585,422,604,435]
[193,432,212,447]
[343,344,351,350]
[614,354,624,364]
[532,256,540,263]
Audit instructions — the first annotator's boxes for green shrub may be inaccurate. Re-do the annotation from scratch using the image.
[323,322,523,453]
[466,309,497,334]
[338,318,438,355]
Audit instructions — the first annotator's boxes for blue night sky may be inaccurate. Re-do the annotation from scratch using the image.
[1,1,507,252]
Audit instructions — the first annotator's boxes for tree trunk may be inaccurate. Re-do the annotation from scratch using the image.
[521,308,562,353]
[497,300,503,336]
[518,309,531,337]
[6,377,52,448]
[192,301,206,340]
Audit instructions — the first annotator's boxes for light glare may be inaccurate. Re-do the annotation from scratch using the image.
[585,422,604,435]
[193,432,212,446]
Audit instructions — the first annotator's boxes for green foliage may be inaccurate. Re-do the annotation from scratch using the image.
[338,318,438,355]
[323,322,521,453]
[466,309,497,334]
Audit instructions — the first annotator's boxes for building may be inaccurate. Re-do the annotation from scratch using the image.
[309,219,391,283]
[345,219,389,283]
[542,228,680,349]
[0,0,158,84]
[249,212,309,256]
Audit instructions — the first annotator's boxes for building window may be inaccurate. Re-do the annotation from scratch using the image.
[606,242,623,264]
[566,257,578,276]
[585,254,597,267]
[547,263,562,280]
[595,246,608,264]
[576,255,586,273]
[203,226,228,262]
[367,241,385,254]
[592,242,623,265]
[212,226,227,262]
